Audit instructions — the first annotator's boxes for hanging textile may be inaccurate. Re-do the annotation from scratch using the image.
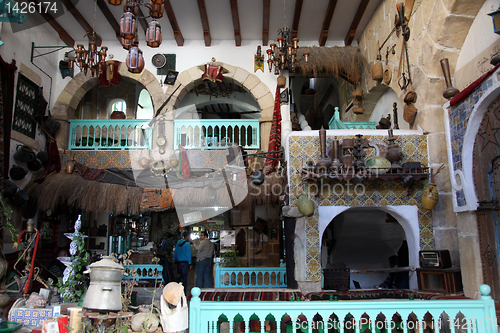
[99,61,121,87]
[176,145,191,179]
[0,55,17,179]
[263,86,281,175]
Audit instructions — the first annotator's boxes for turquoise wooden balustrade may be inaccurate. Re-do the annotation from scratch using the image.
[329,107,376,130]
[189,285,498,333]
[215,261,286,288]
[174,119,260,150]
[123,264,162,280]
[68,119,152,150]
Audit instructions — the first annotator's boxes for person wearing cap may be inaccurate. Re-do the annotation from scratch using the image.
[174,231,192,289]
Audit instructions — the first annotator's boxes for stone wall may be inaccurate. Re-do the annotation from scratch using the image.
[355,0,486,297]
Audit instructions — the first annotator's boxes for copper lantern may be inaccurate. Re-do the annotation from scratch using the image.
[120,11,136,39]
[126,44,145,73]
[149,1,164,19]
[145,20,162,47]
[108,0,122,5]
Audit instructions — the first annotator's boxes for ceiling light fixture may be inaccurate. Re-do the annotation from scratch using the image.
[110,0,165,73]
[266,0,310,75]
[69,0,108,76]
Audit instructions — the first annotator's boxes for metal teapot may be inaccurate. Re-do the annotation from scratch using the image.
[82,256,124,311]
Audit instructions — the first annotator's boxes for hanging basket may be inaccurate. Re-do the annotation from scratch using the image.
[404,90,418,104]
[277,75,286,88]
[383,68,392,85]
[372,62,383,81]
[403,103,418,124]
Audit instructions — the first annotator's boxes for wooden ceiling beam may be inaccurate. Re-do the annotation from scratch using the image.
[60,0,101,45]
[164,0,184,46]
[344,0,369,46]
[96,0,121,42]
[318,0,337,46]
[33,0,74,46]
[197,0,211,46]
[262,0,270,46]
[291,0,303,39]
[136,6,149,34]
[230,0,242,46]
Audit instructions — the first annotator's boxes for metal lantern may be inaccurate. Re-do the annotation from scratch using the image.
[126,44,145,73]
[149,1,164,18]
[489,8,500,35]
[108,0,122,5]
[150,0,164,3]
[145,20,162,47]
[122,34,138,50]
[120,11,137,39]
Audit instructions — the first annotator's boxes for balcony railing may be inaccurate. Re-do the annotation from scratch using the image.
[68,119,152,150]
[189,284,498,333]
[215,261,286,288]
[174,119,260,150]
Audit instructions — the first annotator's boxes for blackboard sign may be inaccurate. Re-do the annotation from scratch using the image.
[164,70,179,85]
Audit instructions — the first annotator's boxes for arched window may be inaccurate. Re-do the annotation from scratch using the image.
[137,89,154,119]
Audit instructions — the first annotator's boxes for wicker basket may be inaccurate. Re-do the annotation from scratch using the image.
[383,68,392,85]
[323,268,350,291]
[404,90,417,104]
[372,62,383,81]
[403,103,418,124]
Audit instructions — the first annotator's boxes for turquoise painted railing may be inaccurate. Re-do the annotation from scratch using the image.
[123,264,162,280]
[174,119,260,150]
[189,285,498,333]
[329,107,376,129]
[68,119,152,150]
[215,261,286,288]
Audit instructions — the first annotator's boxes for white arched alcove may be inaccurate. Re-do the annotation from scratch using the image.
[318,205,420,289]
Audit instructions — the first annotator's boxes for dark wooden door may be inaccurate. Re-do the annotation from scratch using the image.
[473,94,500,301]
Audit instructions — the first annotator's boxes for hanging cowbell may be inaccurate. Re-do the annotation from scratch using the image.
[297,194,315,217]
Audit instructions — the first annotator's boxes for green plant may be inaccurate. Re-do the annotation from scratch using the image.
[57,233,89,303]
[220,245,240,267]
[0,194,19,243]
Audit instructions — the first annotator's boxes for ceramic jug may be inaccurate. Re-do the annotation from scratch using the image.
[297,194,315,217]
[422,183,439,210]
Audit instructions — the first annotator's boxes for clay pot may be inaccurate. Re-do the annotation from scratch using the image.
[422,183,439,210]
[11,188,29,207]
[251,169,265,186]
[66,161,75,174]
[37,151,50,165]
[110,111,126,119]
[138,157,150,168]
[14,145,35,163]
[297,194,315,217]
[27,158,43,171]
[10,165,27,180]
[2,179,18,198]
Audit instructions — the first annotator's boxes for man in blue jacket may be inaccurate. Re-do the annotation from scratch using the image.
[174,231,192,289]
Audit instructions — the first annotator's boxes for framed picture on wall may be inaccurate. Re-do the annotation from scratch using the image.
[230,209,252,226]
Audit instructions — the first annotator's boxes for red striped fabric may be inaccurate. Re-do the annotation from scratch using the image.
[264,86,281,175]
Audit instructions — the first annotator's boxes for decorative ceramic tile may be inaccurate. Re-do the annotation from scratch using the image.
[288,134,433,280]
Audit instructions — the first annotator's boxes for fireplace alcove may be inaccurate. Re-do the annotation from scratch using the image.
[319,205,420,290]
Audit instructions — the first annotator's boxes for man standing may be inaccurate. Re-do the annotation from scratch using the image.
[194,231,214,288]
[174,231,192,289]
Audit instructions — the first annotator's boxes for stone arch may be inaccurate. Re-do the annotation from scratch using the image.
[166,63,275,118]
[318,205,419,289]
[51,63,164,148]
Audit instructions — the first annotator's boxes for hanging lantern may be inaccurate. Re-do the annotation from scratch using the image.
[120,10,137,39]
[145,20,162,47]
[149,0,164,3]
[126,44,145,73]
[149,1,164,19]
[108,0,122,5]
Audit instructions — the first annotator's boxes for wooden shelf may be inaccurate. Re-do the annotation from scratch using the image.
[300,166,430,182]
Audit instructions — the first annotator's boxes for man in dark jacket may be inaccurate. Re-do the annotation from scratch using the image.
[174,231,192,289]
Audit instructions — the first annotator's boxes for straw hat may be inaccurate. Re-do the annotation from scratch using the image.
[163,282,184,305]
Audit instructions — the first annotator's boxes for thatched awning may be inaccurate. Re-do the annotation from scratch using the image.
[296,46,367,83]
[25,169,284,214]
